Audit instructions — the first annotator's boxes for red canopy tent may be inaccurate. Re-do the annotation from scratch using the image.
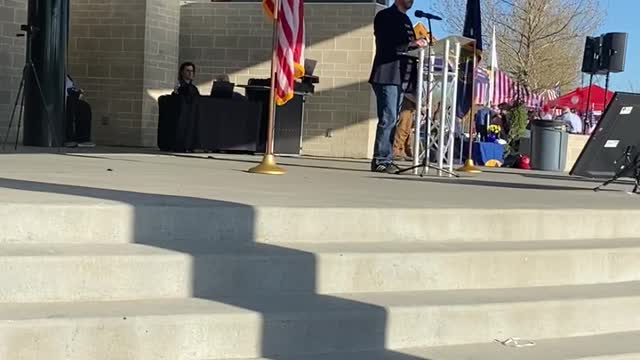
[545,84,614,113]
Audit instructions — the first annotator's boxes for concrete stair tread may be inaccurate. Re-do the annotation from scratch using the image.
[3,281,640,320]
[225,331,640,360]
[0,243,184,257]
[4,238,640,256]
[4,241,640,303]
[1,282,639,358]
[5,204,640,244]
[275,238,640,253]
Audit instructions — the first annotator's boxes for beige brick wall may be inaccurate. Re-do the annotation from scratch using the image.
[69,0,147,145]
[141,0,180,146]
[0,0,27,141]
[64,0,379,156]
[69,0,179,146]
[179,2,378,158]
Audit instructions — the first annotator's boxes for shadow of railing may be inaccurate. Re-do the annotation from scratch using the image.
[0,177,430,359]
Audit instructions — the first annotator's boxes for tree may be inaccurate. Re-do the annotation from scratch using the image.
[431,0,604,92]
[506,102,528,154]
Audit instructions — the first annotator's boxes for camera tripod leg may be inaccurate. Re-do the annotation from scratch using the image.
[633,166,640,194]
[419,163,428,177]
[594,177,617,192]
[2,72,25,150]
[396,149,460,178]
[14,88,26,150]
[436,167,460,178]
[594,162,628,192]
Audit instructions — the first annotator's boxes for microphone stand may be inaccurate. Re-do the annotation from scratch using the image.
[396,16,459,177]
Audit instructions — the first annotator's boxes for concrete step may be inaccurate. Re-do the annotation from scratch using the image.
[2,203,640,244]
[286,239,640,293]
[3,282,640,359]
[0,243,192,302]
[4,240,640,302]
[222,331,640,360]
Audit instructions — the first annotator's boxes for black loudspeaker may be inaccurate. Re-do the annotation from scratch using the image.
[581,36,602,74]
[600,32,627,73]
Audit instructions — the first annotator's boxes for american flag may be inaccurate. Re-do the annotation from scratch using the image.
[262,0,305,105]
[474,68,542,107]
[491,69,542,107]
[540,83,561,101]
[474,66,490,104]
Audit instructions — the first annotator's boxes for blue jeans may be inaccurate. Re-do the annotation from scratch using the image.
[371,84,402,167]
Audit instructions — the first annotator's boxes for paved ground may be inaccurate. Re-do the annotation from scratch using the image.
[0,147,638,209]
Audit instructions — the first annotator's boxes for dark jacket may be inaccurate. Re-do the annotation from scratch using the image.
[368,4,417,89]
[175,79,200,98]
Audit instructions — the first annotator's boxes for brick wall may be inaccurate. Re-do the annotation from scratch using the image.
[179,2,378,158]
[141,0,179,146]
[68,0,147,145]
[0,0,27,142]
[4,0,380,157]
[69,0,178,147]
[303,4,378,158]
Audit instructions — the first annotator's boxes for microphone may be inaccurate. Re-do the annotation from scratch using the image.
[414,10,442,21]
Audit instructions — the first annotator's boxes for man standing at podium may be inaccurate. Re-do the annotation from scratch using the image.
[369,0,427,173]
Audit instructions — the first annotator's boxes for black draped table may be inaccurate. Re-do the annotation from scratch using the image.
[197,96,262,152]
[157,94,262,152]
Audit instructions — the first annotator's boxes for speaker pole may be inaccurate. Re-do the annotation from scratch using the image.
[604,71,610,105]
[583,73,594,134]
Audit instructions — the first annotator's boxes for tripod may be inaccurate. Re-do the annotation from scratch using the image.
[593,145,640,194]
[2,24,59,151]
[396,16,459,178]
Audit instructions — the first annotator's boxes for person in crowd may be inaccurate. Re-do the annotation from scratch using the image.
[210,74,246,100]
[540,106,554,120]
[172,62,200,151]
[560,107,583,134]
[368,0,427,173]
[474,104,491,141]
[393,81,429,161]
[393,95,416,161]
[173,62,200,97]
[584,106,597,134]
[494,103,510,139]
[64,75,94,148]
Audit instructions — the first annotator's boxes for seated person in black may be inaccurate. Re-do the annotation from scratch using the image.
[172,62,200,151]
[210,74,247,100]
[173,62,200,97]
[64,75,94,147]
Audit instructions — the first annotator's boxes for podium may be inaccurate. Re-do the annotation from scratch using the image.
[406,35,475,176]
[244,78,317,155]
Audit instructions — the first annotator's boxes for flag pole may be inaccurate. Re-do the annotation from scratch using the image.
[249,0,286,175]
[457,39,482,173]
[487,26,496,114]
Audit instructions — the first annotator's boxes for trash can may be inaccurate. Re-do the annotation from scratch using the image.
[530,120,569,171]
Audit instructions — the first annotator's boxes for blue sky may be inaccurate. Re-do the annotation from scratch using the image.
[408,0,637,91]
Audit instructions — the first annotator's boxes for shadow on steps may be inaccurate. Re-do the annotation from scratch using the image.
[0,177,431,360]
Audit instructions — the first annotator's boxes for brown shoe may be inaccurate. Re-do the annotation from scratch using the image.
[394,155,413,162]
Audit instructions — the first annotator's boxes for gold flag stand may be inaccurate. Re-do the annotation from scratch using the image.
[248,0,286,175]
[457,39,482,174]
[249,154,286,175]
[457,158,482,173]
